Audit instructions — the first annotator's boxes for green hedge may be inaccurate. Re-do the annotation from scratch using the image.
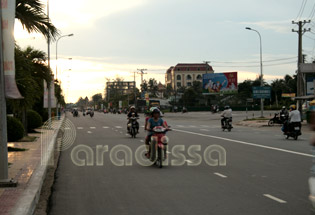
[7,116,24,142]
[27,110,43,132]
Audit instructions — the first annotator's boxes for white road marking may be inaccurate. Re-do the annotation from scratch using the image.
[87,131,92,134]
[185,160,193,164]
[263,194,287,204]
[77,127,83,130]
[173,129,313,157]
[140,140,144,143]
[125,134,129,136]
[90,127,96,129]
[115,126,122,129]
[214,172,227,178]
[166,151,171,154]
[141,126,145,128]
[103,126,109,129]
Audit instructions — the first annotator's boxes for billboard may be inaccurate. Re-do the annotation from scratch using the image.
[307,77,315,96]
[203,72,238,95]
[253,86,271,99]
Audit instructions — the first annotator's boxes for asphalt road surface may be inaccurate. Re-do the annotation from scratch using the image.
[49,111,313,215]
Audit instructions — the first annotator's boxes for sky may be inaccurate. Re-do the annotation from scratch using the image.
[14,0,315,103]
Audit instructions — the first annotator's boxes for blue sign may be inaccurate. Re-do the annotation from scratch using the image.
[253,86,271,99]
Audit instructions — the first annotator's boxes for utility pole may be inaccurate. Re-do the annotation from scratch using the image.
[203,61,211,74]
[137,69,147,86]
[134,71,137,106]
[292,20,311,116]
[47,0,52,121]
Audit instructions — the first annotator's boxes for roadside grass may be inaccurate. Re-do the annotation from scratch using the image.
[17,136,37,142]
[8,147,28,152]
[244,117,270,121]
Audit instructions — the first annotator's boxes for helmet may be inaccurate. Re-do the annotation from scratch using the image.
[282,106,286,109]
[289,105,296,110]
[130,106,135,110]
[150,107,158,113]
[151,108,161,116]
[224,106,230,110]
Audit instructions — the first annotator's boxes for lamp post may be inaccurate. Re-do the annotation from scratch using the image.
[246,27,264,118]
[56,34,74,80]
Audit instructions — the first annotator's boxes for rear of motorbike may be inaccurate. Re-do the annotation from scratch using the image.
[222,118,232,132]
[150,126,169,168]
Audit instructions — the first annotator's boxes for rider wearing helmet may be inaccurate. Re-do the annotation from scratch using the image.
[280,106,288,122]
[284,104,301,134]
[145,108,167,158]
[127,106,139,133]
[221,105,232,128]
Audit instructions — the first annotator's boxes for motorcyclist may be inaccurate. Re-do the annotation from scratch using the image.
[221,106,232,128]
[145,108,168,158]
[280,106,288,122]
[288,104,301,132]
[127,106,139,133]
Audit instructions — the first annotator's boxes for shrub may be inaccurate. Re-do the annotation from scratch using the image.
[7,116,24,142]
[27,110,43,132]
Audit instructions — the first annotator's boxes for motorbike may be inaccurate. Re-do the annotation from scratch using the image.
[149,126,170,168]
[222,117,232,132]
[128,115,139,138]
[282,121,301,140]
[73,110,79,117]
[268,113,286,126]
[90,111,94,118]
[83,112,86,116]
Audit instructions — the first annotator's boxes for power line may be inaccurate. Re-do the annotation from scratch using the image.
[211,57,297,64]
[296,0,308,21]
[212,61,297,68]
[308,1,315,19]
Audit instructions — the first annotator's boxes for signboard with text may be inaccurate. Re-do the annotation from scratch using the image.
[253,86,271,99]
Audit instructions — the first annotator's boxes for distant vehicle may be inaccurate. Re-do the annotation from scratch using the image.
[222,117,232,132]
[268,113,286,126]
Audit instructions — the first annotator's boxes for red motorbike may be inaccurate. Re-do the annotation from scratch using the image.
[150,126,170,168]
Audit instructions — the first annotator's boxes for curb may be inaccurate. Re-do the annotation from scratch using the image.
[11,116,65,215]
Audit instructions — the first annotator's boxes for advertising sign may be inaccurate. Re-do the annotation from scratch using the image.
[253,86,271,99]
[203,72,238,95]
[2,0,22,98]
[307,77,315,96]
[282,93,296,98]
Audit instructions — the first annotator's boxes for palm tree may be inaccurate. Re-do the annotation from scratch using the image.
[15,0,59,40]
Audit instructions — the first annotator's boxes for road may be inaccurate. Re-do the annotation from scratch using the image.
[49,111,313,215]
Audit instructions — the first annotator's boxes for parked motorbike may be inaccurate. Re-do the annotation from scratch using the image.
[282,121,301,140]
[268,113,286,126]
[222,117,232,132]
[149,126,170,168]
[128,115,139,138]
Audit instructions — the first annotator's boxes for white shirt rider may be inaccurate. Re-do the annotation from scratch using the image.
[221,108,232,118]
[289,110,301,123]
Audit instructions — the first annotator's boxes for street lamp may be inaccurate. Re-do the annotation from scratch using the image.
[246,27,264,118]
[56,34,74,80]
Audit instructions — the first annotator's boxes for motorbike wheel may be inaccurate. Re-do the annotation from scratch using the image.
[133,128,136,138]
[286,135,289,139]
[228,127,231,132]
[268,120,274,126]
[158,147,162,168]
[294,135,298,140]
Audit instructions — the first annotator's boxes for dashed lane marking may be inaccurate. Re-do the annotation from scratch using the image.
[214,173,227,178]
[77,127,83,130]
[87,131,92,134]
[103,126,109,129]
[90,127,96,129]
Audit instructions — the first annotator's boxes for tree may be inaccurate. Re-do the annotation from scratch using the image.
[148,78,158,98]
[15,0,59,40]
[92,93,102,109]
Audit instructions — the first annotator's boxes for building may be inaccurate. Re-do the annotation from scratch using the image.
[165,63,214,90]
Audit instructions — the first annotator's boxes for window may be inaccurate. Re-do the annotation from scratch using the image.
[187,75,192,80]
[177,75,181,81]
[197,75,202,80]
[187,82,192,87]
[177,68,180,71]
[177,82,181,87]
[197,68,200,71]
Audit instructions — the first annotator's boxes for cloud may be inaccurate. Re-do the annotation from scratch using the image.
[240,20,292,33]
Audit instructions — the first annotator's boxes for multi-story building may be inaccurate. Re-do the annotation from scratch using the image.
[165,63,214,90]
